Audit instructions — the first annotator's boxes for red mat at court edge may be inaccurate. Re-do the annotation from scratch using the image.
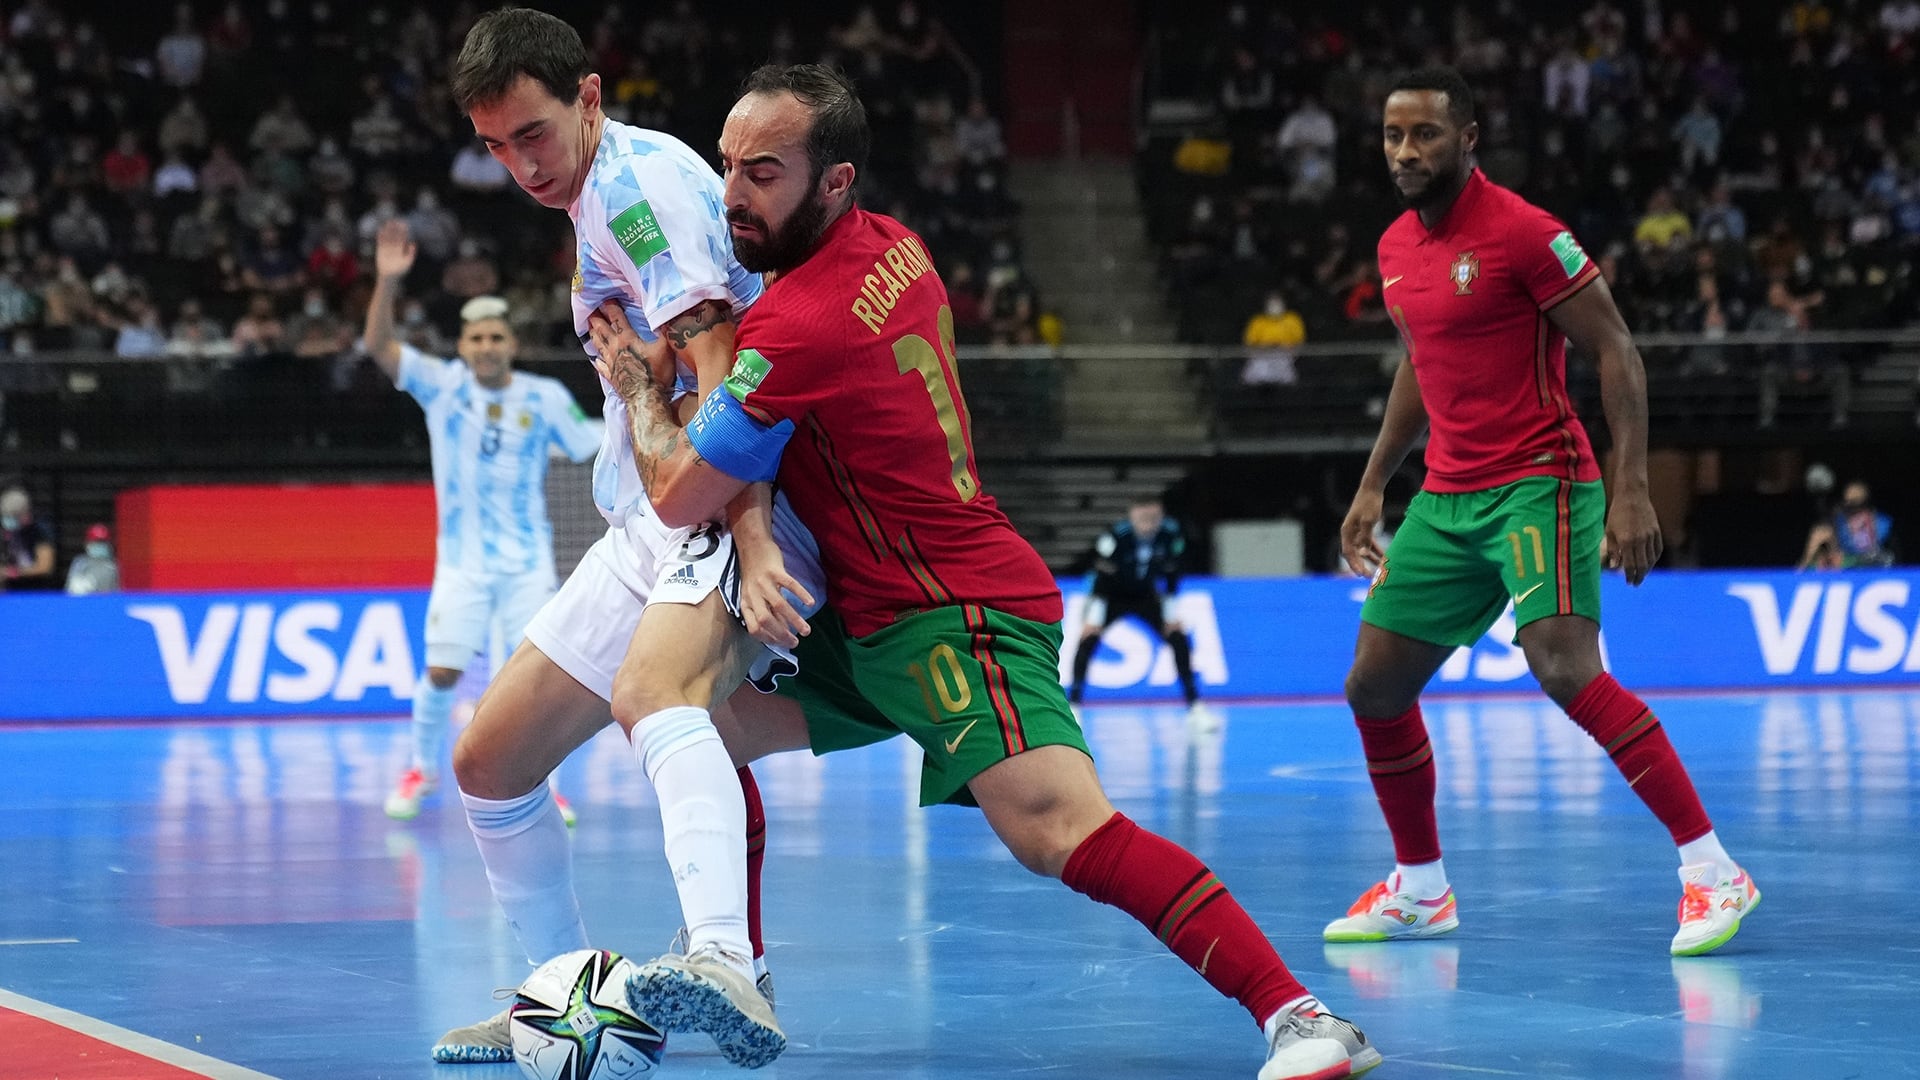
[0,997,274,1080]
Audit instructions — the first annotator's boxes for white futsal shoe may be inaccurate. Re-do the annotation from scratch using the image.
[383,767,435,820]
[1258,997,1384,1080]
[1323,874,1460,942]
[430,1005,512,1063]
[1671,864,1760,956]
[627,944,786,1068]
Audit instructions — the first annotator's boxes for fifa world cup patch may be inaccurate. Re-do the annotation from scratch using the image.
[610,200,670,265]
[725,349,772,401]
[1550,230,1590,278]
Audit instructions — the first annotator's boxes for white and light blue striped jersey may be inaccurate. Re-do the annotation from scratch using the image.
[568,118,763,524]
[396,344,601,575]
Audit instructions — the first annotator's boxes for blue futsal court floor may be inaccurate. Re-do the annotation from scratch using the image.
[1,690,1915,1080]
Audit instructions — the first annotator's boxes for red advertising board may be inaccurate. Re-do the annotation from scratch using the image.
[115,483,436,589]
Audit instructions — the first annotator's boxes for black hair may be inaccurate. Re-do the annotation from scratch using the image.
[1388,66,1476,127]
[451,7,590,114]
[739,63,871,190]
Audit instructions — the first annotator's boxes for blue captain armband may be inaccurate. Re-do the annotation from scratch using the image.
[686,389,794,483]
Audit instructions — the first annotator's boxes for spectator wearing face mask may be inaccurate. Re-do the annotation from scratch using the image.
[65,523,120,595]
[1799,481,1896,570]
[1,486,56,591]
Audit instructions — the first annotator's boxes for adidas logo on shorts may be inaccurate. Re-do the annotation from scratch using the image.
[665,565,700,585]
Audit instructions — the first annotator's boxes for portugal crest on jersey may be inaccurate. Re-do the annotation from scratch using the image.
[1452,252,1479,295]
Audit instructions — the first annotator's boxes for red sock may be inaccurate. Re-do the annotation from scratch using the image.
[1355,705,1441,865]
[1062,812,1307,1027]
[1565,674,1712,845]
[737,766,766,960]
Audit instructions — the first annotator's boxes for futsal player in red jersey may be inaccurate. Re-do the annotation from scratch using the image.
[1327,67,1759,957]
[588,63,1383,1080]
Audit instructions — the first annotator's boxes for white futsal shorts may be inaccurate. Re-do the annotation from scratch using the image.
[523,493,826,703]
[423,564,558,671]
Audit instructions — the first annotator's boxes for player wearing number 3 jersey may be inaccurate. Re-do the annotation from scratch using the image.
[1330,67,1758,959]
[598,63,1381,1080]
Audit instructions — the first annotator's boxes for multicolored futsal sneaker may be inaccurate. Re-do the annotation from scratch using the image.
[627,944,787,1068]
[1322,875,1460,942]
[1258,998,1384,1080]
[1671,864,1760,957]
[430,1007,511,1063]
[383,766,436,820]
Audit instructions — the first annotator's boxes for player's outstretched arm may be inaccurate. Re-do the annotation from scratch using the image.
[362,219,416,381]
[1547,273,1662,585]
[1342,356,1428,576]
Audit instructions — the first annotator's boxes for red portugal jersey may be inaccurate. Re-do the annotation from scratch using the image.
[1378,169,1604,493]
[728,208,1062,637]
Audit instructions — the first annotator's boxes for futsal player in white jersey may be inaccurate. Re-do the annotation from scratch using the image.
[429,8,825,1070]
[361,219,601,823]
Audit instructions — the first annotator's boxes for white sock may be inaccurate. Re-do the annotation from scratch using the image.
[632,706,752,978]
[1262,995,1322,1040]
[1677,830,1737,880]
[461,785,588,965]
[411,680,457,777]
[1393,859,1449,900]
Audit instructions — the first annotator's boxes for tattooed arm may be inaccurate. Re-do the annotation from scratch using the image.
[661,297,739,402]
[587,299,754,526]
[594,324,685,496]
[595,297,735,491]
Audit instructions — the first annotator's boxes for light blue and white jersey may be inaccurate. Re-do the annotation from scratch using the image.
[568,118,763,524]
[396,344,601,575]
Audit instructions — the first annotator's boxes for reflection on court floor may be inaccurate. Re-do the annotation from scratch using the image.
[1,691,1914,1078]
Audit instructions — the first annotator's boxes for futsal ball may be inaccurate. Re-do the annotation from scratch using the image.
[510,949,666,1080]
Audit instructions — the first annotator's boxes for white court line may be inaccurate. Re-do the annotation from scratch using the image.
[0,938,80,946]
[0,986,281,1080]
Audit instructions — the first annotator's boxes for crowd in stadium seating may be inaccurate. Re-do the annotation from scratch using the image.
[0,0,1033,383]
[1143,0,1920,385]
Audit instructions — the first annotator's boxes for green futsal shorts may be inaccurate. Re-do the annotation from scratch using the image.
[1361,476,1605,647]
[777,604,1092,807]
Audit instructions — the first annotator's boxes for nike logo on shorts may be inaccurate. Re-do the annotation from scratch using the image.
[943,718,981,755]
[1514,581,1545,605]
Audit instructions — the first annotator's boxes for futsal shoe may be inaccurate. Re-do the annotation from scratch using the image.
[628,944,786,1068]
[430,1007,511,1063]
[1323,874,1459,942]
[1670,864,1760,957]
[383,767,436,820]
[553,791,577,828]
[1186,700,1222,734]
[1258,998,1383,1080]
[669,926,776,1006]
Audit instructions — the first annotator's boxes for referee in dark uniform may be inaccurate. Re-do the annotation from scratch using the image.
[1067,496,1203,711]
